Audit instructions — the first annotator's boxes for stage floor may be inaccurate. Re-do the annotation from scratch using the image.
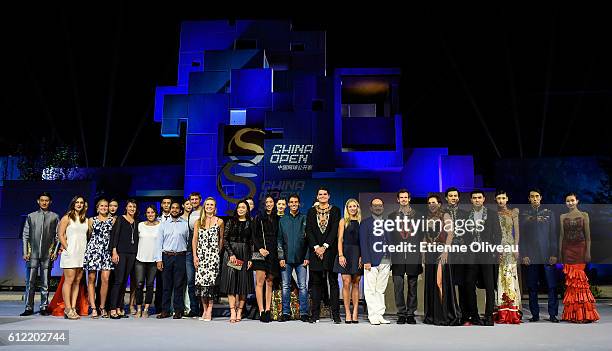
[0,299,610,350]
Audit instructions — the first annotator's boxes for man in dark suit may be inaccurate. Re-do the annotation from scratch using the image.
[306,187,341,323]
[443,187,470,323]
[520,188,559,323]
[387,189,422,325]
[462,190,502,326]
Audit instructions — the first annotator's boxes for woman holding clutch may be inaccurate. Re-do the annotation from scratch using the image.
[218,200,254,323]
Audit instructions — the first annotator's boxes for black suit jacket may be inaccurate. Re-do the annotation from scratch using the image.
[306,205,341,272]
[465,207,503,265]
[387,209,423,276]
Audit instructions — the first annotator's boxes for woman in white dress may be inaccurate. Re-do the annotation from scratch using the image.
[58,195,89,320]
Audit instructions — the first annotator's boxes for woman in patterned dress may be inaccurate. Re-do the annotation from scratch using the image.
[192,197,224,321]
[83,199,115,318]
[494,190,522,324]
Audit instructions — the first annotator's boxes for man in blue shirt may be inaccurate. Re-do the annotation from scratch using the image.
[520,188,559,323]
[155,201,190,319]
[277,194,310,322]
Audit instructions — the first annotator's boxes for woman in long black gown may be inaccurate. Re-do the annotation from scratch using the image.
[423,194,461,326]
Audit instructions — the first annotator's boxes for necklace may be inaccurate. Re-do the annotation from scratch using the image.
[127,218,135,244]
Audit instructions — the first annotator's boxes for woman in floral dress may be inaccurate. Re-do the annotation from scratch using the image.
[494,190,521,324]
[83,198,115,318]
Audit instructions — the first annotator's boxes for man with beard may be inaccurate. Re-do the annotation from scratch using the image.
[387,189,422,325]
[155,201,190,319]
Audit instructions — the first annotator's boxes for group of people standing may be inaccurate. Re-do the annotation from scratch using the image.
[20,186,600,325]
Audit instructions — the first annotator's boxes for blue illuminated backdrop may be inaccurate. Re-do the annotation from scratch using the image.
[154,20,479,213]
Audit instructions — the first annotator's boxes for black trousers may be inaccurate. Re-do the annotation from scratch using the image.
[392,274,418,317]
[162,254,186,313]
[452,264,468,316]
[310,270,339,319]
[110,253,136,310]
[463,263,496,319]
[135,260,157,306]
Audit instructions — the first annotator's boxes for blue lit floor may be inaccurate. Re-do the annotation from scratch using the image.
[0,296,610,350]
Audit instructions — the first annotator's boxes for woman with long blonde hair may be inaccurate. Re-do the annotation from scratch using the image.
[192,197,224,321]
[333,198,363,323]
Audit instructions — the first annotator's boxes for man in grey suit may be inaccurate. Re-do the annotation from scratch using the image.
[21,192,60,316]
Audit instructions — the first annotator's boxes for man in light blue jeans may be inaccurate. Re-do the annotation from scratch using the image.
[278,194,310,322]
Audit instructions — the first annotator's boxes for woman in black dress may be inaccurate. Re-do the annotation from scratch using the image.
[334,198,363,323]
[219,200,254,323]
[422,194,461,326]
[252,195,281,323]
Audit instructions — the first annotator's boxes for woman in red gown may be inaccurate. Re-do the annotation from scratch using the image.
[559,192,599,323]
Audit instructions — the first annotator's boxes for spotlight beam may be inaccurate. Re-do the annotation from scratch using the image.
[102,4,124,167]
[539,16,556,157]
[61,9,89,167]
[440,36,502,158]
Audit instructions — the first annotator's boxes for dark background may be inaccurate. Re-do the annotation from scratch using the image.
[1,3,610,185]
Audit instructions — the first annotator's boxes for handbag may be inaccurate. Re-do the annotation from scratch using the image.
[227,258,244,270]
[251,220,267,261]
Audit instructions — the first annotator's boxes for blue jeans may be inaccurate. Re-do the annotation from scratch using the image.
[185,252,199,314]
[281,263,309,316]
[526,264,558,318]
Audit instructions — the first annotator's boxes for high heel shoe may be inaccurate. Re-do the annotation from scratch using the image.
[70,308,80,320]
[64,308,70,319]
[142,310,149,318]
[66,309,79,320]
[90,306,99,319]
[236,307,243,322]
[229,307,237,323]
[100,308,109,318]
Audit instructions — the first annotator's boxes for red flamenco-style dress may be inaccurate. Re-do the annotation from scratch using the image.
[48,249,90,317]
[561,216,600,323]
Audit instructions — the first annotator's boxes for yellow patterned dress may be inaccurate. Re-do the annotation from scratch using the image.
[495,208,522,324]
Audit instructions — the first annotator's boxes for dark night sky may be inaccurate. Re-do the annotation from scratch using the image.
[1,3,611,183]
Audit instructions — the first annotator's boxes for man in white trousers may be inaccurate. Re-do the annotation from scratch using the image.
[359,197,391,325]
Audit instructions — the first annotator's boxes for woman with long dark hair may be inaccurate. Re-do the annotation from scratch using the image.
[108,199,139,319]
[83,198,115,318]
[58,195,89,319]
[218,200,254,323]
[134,205,160,318]
[422,194,460,326]
[560,192,600,323]
[253,195,281,322]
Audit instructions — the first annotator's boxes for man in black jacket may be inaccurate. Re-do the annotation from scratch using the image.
[388,189,422,325]
[462,190,502,326]
[306,187,341,323]
[444,187,470,322]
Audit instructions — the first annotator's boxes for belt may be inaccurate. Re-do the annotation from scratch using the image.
[163,251,186,256]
